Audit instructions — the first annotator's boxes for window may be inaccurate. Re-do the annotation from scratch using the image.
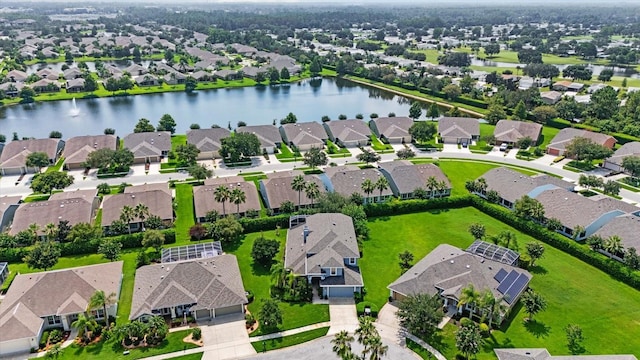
[330,268,337,276]
[349,258,356,265]
[47,315,61,325]
[91,309,105,319]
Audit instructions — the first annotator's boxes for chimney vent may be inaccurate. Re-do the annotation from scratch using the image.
[303,225,309,243]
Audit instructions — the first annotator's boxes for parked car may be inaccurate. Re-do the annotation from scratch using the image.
[499,143,509,151]
[461,140,468,148]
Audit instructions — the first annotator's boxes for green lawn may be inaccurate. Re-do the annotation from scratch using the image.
[174,184,195,244]
[434,160,535,196]
[406,338,432,359]
[361,209,640,358]
[251,327,329,352]
[275,143,295,160]
[94,209,103,227]
[168,355,202,360]
[228,231,330,336]
[370,135,393,151]
[538,126,560,149]
[171,135,187,152]
[55,329,198,360]
[46,157,65,173]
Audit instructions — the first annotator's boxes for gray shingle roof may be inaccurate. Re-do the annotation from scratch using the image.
[123,132,171,158]
[260,171,326,209]
[187,128,231,153]
[593,215,640,251]
[280,122,328,148]
[325,165,393,198]
[284,214,361,281]
[0,262,123,342]
[548,128,615,153]
[10,197,94,236]
[325,119,371,143]
[130,255,247,320]
[494,348,637,360]
[378,160,450,195]
[0,138,62,169]
[494,120,542,144]
[370,116,413,140]
[63,135,117,165]
[605,141,640,167]
[236,125,282,149]
[388,244,531,307]
[438,117,480,138]
[101,190,173,226]
[479,167,575,204]
[193,176,261,217]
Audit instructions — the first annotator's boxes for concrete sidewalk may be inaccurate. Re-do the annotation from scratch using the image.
[249,322,331,342]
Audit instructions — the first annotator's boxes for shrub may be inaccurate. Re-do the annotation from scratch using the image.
[40,330,50,348]
[364,196,472,217]
[191,327,202,341]
[246,290,255,303]
[245,313,256,327]
[356,301,379,318]
[460,317,473,327]
[48,329,63,344]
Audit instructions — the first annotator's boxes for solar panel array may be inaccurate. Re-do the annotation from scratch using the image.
[495,268,530,304]
[504,273,529,304]
[466,240,519,266]
[496,270,519,293]
[161,241,223,263]
[493,268,508,282]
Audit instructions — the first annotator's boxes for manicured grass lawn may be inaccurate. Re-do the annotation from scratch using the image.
[251,327,329,352]
[169,355,202,360]
[361,209,640,358]
[479,123,495,139]
[275,143,295,159]
[46,157,65,173]
[94,209,103,227]
[55,329,198,360]
[22,193,52,203]
[406,338,432,359]
[228,231,330,336]
[327,140,351,154]
[436,160,535,196]
[174,184,196,244]
[171,135,187,152]
[538,126,560,149]
[370,135,393,151]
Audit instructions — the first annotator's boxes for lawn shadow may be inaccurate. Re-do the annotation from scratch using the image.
[528,265,548,275]
[498,301,523,332]
[368,215,391,222]
[224,236,244,253]
[426,208,450,215]
[523,319,551,339]
[427,330,449,353]
[251,261,272,276]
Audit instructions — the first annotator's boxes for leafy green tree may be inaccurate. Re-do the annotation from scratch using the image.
[142,230,165,253]
[531,105,558,124]
[26,152,50,171]
[175,143,200,167]
[525,242,545,266]
[356,149,381,164]
[220,132,261,163]
[291,175,306,208]
[212,216,243,243]
[361,178,375,204]
[230,188,246,214]
[458,284,480,320]
[258,299,283,331]
[565,137,613,162]
[305,181,321,207]
[184,76,197,93]
[251,237,280,266]
[408,121,437,142]
[448,106,462,117]
[522,289,547,321]
[623,156,640,179]
[409,101,422,120]
[486,98,507,125]
[468,223,485,240]
[566,324,585,355]
[399,294,445,339]
[157,114,177,133]
[303,147,328,169]
[67,222,102,243]
[562,65,593,81]
[280,112,298,125]
[427,103,440,119]
[517,49,542,64]
[374,176,389,202]
[598,69,614,82]
[456,322,483,359]
[49,131,63,139]
[88,290,117,328]
[188,164,212,180]
[30,172,74,194]
[84,76,98,92]
[513,100,528,120]
[484,43,501,57]
[98,237,122,262]
[514,195,545,221]
[24,240,61,271]
[97,182,111,195]
[133,118,155,133]
[603,180,620,196]
[398,250,414,273]
[396,148,416,159]
[71,313,97,343]
[443,84,462,100]
[586,86,619,120]
[309,58,322,76]
[104,128,116,135]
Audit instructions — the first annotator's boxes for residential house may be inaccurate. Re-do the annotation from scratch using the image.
[323,119,371,147]
[369,116,413,144]
[552,80,572,91]
[122,131,171,163]
[63,134,117,170]
[163,71,186,85]
[124,64,148,76]
[603,141,640,173]
[280,122,328,151]
[593,214,640,255]
[0,138,65,175]
[191,70,213,82]
[0,82,25,97]
[0,262,123,357]
[193,176,261,220]
[494,348,637,360]
[0,196,21,232]
[259,170,326,212]
[236,125,282,154]
[240,66,266,79]
[546,128,616,156]
[322,165,393,203]
[134,75,160,87]
[284,214,363,297]
[102,185,173,233]
[36,68,59,80]
[476,167,575,209]
[540,91,562,105]
[186,128,231,160]
[378,160,451,199]
[130,255,247,321]
[438,117,480,144]
[388,243,531,321]
[62,68,83,80]
[0,262,8,288]
[6,69,28,82]
[535,189,640,240]
[493,120,543,146]
[31,79,60,93]
[65,78,86,93]
[213,69,239,81]
[9,191,98,236]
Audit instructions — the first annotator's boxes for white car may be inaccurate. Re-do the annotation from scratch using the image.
[499,143,509,151]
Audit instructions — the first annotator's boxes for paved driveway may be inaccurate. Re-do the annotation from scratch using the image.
[198,313,256,360]
[375,303,405,344]
[328,298,358,335]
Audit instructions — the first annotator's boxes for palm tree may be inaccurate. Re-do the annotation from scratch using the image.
[374,177,389,203]
[214,185,230,216]
[304,181,320,207]
[355,316,376,347]
[44,223,57,241]
[120,205,134,234]
[572,225,585,240]
[331,330,354,359]
[71,313,97,342]
[366,335,388,360]
[270,262,288,290]
[361,179,375,204]
[88,290,117,328]
[291,175,306,208]
[476,177,488,193]
[230,188,246,215]
[458,284,480,320]
[28,223,40,243]
[426,176,439,198]
[604,235,624,258]
[437,180,448,198]
[134,203,150,229]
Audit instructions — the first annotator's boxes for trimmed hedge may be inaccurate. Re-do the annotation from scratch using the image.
[239,215,289,234]
[0,247,30,263]
[469,197,640,291]
[356,301,379,318]
[364,195,473,218]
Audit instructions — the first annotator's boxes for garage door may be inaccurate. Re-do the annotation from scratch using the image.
[215,304,242,317]
[195,309,211,320]
[327,287,354,298]
[0,338,33,356]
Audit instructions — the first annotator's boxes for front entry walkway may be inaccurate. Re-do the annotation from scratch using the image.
[328,298,358,335]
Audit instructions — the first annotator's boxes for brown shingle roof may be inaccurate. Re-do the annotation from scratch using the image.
[124,182,172,196]
[494,120,542,144]
[547,128,615,153]
[324,119,371,143]
[594,215,640,251]
[63,135,117,165]
[193,176,261,218]
[130,255,247,320]
[438,117,480,138]
[378,160,450,195]
[479,167,575,204]
[259,170,326,209]
[186,128,231,153]
[123,132,171,159]
[605,141,640,167]
[0,138,62,169]
[325,165,393,198]
[10,197,94,236]
[0,262,123,341]
[236,125,282,149]
[280,122,328,148]
[370,116,413,140]
[101,190,173,226]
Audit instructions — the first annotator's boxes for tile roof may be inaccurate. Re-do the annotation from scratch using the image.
[236,125,282,149]
[280,122,328,148]
[324,119,371,143]
[378,160,450,195]
[123,132,171,158]
[0,262,123,341]
[284,214,361,284]
[325,165,393,198]
[493,120,543,144]
[101,190,173,226]
[260,171,326,209]
[186,128,231,153]
[438,117,480,138]
[0,138,62,170]
[193,176,261,217]
[388,244,531,307]
[547,128,615,153]
[370,116,413,140]
[63,135,117,165]
[130,255,247,320]
[10,197,94,236]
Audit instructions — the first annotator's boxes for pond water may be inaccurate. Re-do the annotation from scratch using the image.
[470,58,639,78]
[0,78,432,139]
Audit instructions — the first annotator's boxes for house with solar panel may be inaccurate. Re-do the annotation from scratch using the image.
[388,242,532,323]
